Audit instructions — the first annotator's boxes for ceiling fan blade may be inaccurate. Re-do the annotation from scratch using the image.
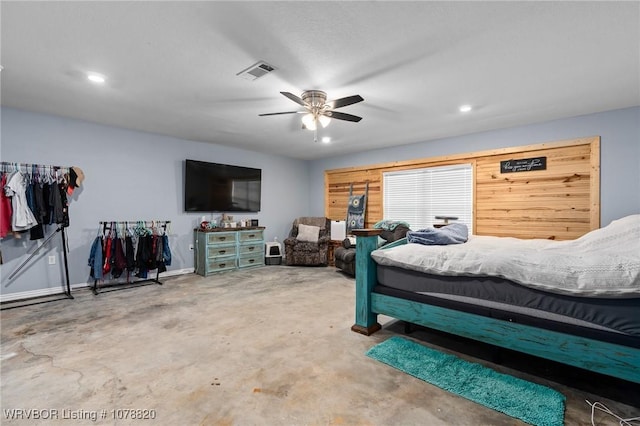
[328,95,364,109]
[325,111,362,122]
[259,111,304,116]
[280,91,307,107]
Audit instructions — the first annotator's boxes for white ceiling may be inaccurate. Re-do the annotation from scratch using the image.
[2,1,639,160]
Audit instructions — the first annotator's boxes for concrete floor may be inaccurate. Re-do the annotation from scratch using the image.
[1,266,638,425]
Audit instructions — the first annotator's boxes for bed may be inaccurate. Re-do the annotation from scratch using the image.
[351,215,640,384]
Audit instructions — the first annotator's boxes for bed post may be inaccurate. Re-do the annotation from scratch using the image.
[351,229,383,335]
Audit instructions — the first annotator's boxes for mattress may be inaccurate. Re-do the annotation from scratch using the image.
[371,214,640,298]
[376,265,640,348]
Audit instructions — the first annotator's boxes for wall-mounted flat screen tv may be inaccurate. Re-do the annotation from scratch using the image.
[184,159,261,212]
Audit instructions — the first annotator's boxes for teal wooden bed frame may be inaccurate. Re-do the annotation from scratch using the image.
[350,229,640,384]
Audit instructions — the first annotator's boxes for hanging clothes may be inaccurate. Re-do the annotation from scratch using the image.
[88,236,104,280]
[49,179,65,225]
[4,171,37,232]
[88,221,171,284]
[111,236,127,279]
[161,234,172,266]
[25,180,44,240]
[42,182,53,225]
[125,234,136,272]
[135,234,150,279]
[102,235,113,275]
[0,173,13,238]
[155,235,166,273]
[33,181,47,225]
[59,181,70,228]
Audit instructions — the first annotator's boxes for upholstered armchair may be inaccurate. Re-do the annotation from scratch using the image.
[334,221,411,276]
[284,217,331,266]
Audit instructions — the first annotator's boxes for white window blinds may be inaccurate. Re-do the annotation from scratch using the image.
[383,163,473,231]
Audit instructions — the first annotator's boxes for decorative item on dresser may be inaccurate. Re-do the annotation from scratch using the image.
[194,227,265,276]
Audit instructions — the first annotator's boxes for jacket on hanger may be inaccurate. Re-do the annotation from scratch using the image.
[88,237,103,280]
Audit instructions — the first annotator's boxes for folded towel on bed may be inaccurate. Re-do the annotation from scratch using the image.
[374,220,411,231]
[407,223,468,245]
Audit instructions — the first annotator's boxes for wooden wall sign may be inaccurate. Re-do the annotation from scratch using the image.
[500,157,547,173]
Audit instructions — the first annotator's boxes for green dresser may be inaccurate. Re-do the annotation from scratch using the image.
[194,227,265,276]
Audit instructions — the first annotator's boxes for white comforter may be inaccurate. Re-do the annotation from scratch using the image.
[371,214,640,298]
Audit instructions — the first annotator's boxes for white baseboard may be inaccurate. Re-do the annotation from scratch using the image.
[0,268,195,303]
[159,268,194,278]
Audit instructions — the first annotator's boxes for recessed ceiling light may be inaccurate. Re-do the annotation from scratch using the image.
[459,104,472,113]
[87,72,106,84]
[321,137,331,144]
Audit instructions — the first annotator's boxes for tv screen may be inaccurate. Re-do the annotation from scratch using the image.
[184,159,261,212]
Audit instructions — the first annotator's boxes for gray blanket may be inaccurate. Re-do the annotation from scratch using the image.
[407,223,468,245]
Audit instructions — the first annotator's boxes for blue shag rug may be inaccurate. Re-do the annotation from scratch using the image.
[366,336,565,426]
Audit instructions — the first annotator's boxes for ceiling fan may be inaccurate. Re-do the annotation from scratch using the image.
[259,90,364,135]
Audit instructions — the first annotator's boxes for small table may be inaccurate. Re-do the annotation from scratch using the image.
[327,240,343,267]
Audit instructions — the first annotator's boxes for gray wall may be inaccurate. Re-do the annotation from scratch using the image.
[310,107,640,227]
[1,107,309,297]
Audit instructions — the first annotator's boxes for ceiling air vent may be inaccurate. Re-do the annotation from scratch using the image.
[236,61,276,81]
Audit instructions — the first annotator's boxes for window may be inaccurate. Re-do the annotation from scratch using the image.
[383,163,473,231]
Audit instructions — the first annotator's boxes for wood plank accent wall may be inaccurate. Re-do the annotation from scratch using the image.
[325,136,600,240]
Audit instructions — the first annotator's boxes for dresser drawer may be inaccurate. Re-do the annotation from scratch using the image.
[238,243,262,256]
[207,244,237,259]
[207,258,236,272]
[239,230,264,243]
[238,253,264,268]
[207,232,237,245]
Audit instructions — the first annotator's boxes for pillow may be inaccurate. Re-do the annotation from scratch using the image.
[297,224,320,243]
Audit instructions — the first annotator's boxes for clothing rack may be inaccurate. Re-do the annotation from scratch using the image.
[2,160,73,300]
[92,220,171,295]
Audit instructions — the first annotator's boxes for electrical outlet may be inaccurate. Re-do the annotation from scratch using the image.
[189,244,194,251]
[48,255,56,265]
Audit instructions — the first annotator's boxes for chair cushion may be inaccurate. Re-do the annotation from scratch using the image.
[295,217,328,230]
[297,224,320,242]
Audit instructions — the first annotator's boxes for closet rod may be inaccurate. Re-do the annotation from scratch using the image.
[0,161,70,172]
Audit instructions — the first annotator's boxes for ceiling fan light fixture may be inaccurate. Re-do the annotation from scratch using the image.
[260,90,363,135]
[87,72,106,84]
[318,115,331,128]
[302,114,317,131]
